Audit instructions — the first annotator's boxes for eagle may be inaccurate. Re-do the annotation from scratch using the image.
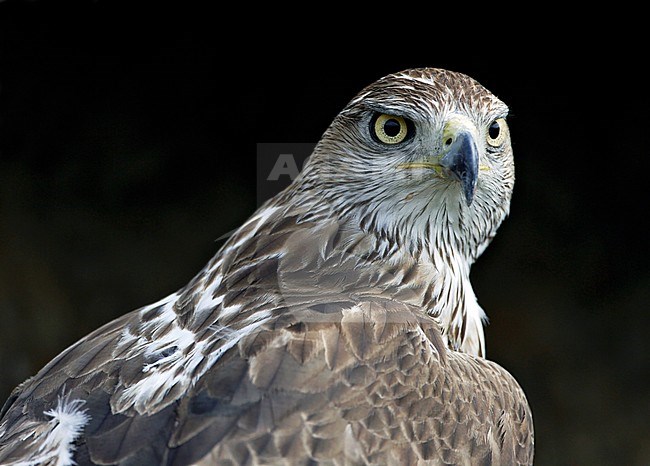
[0,68,534,465]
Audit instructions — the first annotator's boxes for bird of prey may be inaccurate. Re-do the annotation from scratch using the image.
[0,68,534,465]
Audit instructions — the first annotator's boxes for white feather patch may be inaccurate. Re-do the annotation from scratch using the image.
[195,275,224,312]
[113,299,272,415]
[4,393,90,466]
[226,206,279,251]
[427,248,486,357]
[114,321,204,415]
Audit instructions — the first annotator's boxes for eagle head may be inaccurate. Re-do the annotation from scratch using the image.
[299,68,514,263]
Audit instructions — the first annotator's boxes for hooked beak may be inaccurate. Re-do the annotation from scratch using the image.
[398,117,481,206]
[439,127,479,206]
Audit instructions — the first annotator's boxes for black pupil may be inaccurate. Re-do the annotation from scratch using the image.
[488,120,501,139]
[383,119,401,137]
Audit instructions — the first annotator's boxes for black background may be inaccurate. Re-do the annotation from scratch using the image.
[1,5,649,465]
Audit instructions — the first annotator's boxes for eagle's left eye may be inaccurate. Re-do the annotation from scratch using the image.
[486,118,508,147]
[372,113,412,145]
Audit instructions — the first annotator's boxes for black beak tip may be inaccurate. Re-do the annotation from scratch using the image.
[464,182,476,206]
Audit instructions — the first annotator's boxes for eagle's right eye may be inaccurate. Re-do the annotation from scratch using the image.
[371,113,412,145]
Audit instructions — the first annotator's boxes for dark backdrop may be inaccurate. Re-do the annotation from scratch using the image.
[1,7,648,465]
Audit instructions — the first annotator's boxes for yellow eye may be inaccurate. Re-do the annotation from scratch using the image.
[373,113,409,145]
[486,118,508,147]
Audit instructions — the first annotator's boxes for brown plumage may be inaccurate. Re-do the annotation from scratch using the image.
[0,68,533,465]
